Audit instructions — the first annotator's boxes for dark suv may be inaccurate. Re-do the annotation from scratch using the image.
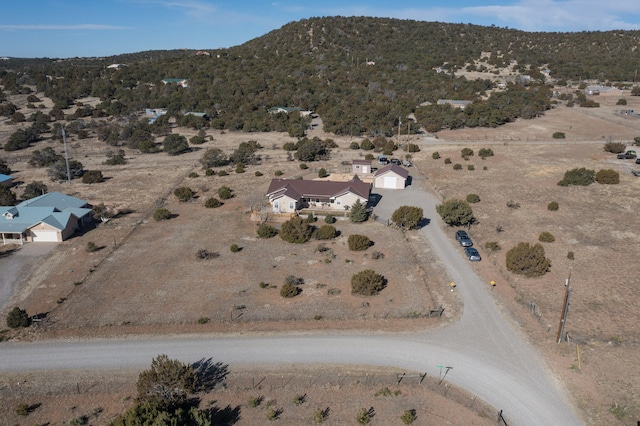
[455,230,473,247]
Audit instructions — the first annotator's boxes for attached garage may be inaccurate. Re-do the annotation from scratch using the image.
[31,229,60,242]
[374,164,409,189]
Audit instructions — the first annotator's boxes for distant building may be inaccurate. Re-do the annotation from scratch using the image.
[106,63,127,69]
[161,78,189,88]
[437,99,472,110]
[268,106,313,116]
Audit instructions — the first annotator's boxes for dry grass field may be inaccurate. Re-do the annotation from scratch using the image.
[1,89,640,424]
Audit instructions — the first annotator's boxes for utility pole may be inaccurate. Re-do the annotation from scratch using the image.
[556,271,572,343]
[61,126,72,184]
[397,116,401,146]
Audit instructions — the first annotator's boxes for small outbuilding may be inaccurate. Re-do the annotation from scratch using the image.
[352,160,372,175]
[373,164,409,189]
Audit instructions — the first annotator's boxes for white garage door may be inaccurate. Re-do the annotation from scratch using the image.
[383,176,396,188]
[31,230,59,242]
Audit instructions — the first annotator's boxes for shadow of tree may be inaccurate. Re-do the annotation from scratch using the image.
[192,358,229,392]
[208,403,241,425]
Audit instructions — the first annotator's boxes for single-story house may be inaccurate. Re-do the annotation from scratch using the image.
[352,160,372,175]
[0,192,93,245]
[0,174,13,187]
[585,85,623,96]
[437,99,472,110]
[268,106,313,117]
[266,179,370,214]
[373,164,409,189]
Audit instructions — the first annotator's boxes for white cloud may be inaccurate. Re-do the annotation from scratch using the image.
[0,24,128,31]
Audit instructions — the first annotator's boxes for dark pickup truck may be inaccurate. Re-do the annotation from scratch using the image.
[617,150,637,159]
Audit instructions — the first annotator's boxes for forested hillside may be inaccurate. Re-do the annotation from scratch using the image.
[1,16,639,140]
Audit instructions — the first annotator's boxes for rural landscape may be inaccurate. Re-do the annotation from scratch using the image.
[1,16,640,425]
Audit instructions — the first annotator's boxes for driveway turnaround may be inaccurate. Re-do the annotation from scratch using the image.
[0,176,582,425]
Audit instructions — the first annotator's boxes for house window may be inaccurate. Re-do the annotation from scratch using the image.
[336,198,341,205]
[289,201,294,210]
[274,201,279,210]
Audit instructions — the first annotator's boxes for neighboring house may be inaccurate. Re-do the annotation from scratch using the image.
[585,85,622,96]
[373,164,409,189]
[184,111,208,119]
[352,160,372,175]
[106,63,127,69]
[267,106,313,117]
[145,108,168,124]
[437,99,472,110]
[0,192,93,245]
[0,174,13,187]
[266,179,370,214]
[161,78,189,88]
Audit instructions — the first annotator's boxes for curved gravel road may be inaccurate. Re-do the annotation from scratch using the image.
[0,174,582,425]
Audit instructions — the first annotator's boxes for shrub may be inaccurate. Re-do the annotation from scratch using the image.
[315,225,338,240]
[485,241,501,253]
[6,307,31,328]
[21,181,48,200]
[82,170,103,184]
[196,249,219,260]
[567,251,575,260]
[461,147,474,157]
[453,163,462,170]
[351,270,386,296]
[596,169,620,184]
[634,136,640,146]
[188,172,198,178]
[313,408,329,423]
[405,143,420,153]
[152,208,172,221]
[371,251,385,260]
[616,98,627,105]
[280,283,301,298]
[248,396,263,407]
[274,170,284,176]
[197,316,210,324]
[217,186,233,199]
[444,157,451,164]
[163,134,189,155]
[506,242,551,277]
[255,171,263,177]
[468,164,475,170]
[547,201,559,211]
[603,142,626,154]
[230,244,240,253]
[205,168,215,176]
[356,407,374,424]
[539,231,555,242]
[257,224,279,238]
[318,168,328,178]
[285,275,304,286]
[432,151,440,159]
[204,197,222,208]
[506,200,520,209]
[280,217,313,243]
[218,170,229,176]
[391,206,423,230]
[479,148,494,158]
[466,194,480,203]
[299,163,308,170]
[436,199,474,226]
[348,234,372,251]
[235,163,245,173]
[552,132,566,139]
[558,167,595,186]
[306,212,316,223]
[324,214,335,224]
[400,409,417,425]
[349,199,368,223]
[15,403,32,416]
[350,142,360,150]
[174,187,194,202]
[86,241,98,252]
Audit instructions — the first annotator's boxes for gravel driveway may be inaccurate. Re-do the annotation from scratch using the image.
[0,242,56,313]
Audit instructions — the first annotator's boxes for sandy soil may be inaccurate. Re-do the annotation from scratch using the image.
[1,89,640,424]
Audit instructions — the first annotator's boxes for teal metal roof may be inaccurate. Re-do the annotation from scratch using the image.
[0,174,13,183]
[1,192,91,234]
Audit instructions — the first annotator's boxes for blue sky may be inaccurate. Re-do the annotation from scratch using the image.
[2,0,640,58]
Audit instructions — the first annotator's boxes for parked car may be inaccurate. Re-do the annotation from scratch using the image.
[617,150,637,159]
[390,158,402,165]
[636,157,640,164]
[402,160,412,167]
[464,247,481,261]
[377,156,389,165]
[455,230,473,247]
